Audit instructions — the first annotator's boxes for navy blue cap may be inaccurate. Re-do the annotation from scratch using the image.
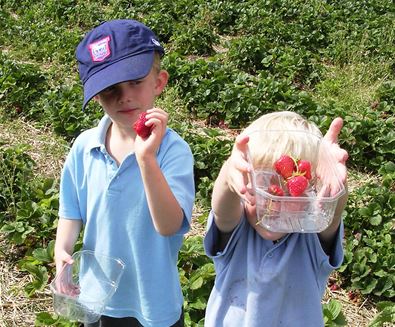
[76,19,164,109]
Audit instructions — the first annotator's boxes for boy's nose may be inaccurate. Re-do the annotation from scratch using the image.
[118,83,133,103]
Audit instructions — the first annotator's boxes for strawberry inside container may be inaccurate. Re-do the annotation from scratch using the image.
[246,130,346,233]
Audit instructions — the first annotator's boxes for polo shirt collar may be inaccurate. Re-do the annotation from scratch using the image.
[86,115,112,151]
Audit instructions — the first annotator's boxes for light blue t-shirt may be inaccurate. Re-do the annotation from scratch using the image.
[204,211,344,327]
[59,115,195,326]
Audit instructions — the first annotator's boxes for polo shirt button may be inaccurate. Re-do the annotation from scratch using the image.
[268,253,273,258]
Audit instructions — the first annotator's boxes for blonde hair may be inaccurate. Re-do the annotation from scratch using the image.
[241,111,323,170]
[151,52,162,73]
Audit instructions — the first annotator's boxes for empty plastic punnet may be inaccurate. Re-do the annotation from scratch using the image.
[50,250,125,323]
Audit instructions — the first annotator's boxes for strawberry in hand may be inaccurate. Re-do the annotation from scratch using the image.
[133,112,152,138]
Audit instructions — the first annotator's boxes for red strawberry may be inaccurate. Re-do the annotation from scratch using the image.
[274,155,295,179]
[286,175,308,196]
[268,184,285,196]
[297,159,312,180]
[133,112,151,138]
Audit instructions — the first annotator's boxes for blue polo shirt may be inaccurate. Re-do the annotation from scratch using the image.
[204,211,344,327]
[59,115,195,326]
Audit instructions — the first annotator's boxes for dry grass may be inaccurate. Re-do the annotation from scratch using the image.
[0,116,68,179]
[0,237,52,327]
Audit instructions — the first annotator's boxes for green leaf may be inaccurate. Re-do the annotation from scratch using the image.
[369,215,382,226]
[35,312,58,325]
[32,240,55,263]
[20,263,48,296]
[189,297,207,310]
[327,300,342,319]
[369,301,395,326]
[190,276,204,290]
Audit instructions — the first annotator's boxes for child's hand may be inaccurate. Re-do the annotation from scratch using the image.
[318,118,348,197]
[55,249,74,275]
[135,108,168,160]
[227,134,256,206]
[54,250,80,297]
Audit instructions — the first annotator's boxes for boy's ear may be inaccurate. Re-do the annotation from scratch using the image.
[154,70,169,95]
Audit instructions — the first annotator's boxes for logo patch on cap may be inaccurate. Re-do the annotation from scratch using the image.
[89,36,111,62]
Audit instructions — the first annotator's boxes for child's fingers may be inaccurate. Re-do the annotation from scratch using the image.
[324,117,343,144]
[145,108,168,121]
[243,184,256,206]
[336,147,349,164]
[233,134,252,171]
[234,134,250,157]
[322,118,348,188]
[61,252,74,265]
[227,161,248,195]
[55,251,74,275]
[145,109,168,130]
[334,162,348,186]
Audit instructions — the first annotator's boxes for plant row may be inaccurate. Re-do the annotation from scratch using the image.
[0,0,394,325]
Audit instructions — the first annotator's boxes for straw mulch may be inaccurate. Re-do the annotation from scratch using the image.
[0,237,52,327]
[0,232,379,327]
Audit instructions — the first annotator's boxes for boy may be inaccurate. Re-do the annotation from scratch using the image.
[54,19,195,327]
[204,111,348,327]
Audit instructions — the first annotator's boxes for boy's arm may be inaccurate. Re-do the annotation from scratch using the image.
[54,218,82,274]
[211,134,253,233]
[135,108,186,236]
[139,157,185,236]
[318,118,349,254]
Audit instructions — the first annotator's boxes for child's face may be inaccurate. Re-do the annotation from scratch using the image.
[244,201,287,241]
[94,69,168,128]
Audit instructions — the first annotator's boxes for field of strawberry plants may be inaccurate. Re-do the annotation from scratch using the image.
[0,0,394,326]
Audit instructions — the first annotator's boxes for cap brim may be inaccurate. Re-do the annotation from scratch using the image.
[82,51,155,110]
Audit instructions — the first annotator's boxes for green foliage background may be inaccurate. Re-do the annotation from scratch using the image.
[0,0,394,326]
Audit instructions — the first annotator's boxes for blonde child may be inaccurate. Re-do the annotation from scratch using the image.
[204,111,348,327]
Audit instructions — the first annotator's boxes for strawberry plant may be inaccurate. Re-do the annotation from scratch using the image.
[0,144,36,213]
[0,53,47,117]
[178,235,215,326]
[170,12,219,56]
[368,301,395,327]
[0,144,59,249]
[35,312,79,327]
[322,299,347,327]
[340,162,395,299]
[38,82,102,141]
[176,125,233,206]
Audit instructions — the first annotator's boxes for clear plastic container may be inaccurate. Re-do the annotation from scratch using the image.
[50,250,125,323]
[247,130,346,233]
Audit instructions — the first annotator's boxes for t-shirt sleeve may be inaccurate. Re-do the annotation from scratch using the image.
[58,146,83,221]
[309,221,344,292]
[325,221,344,269]
[159,130,195,235]
[204,210,245,258]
